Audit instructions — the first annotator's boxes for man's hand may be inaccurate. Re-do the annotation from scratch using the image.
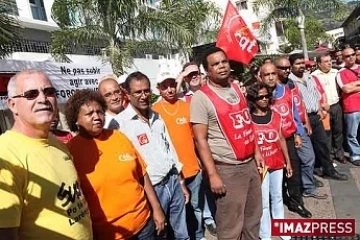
[285,163,293,178]
[209,172,226,195]
[254,151,265,174]
[305,122,312,135]
[180,182,190,204]
[294,135,302,148]
[153,207,166,235]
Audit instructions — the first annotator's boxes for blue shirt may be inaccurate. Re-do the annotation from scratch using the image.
[275,83,306,136]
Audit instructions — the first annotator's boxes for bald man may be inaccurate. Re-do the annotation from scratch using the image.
[98,75,124,128]
[260,63,314,218]
[0,70,92,239]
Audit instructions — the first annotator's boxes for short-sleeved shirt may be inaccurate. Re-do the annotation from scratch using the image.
[152,100,200,179]
[109,105,183,185]
[0,130,92,239]
[190,85,246,164]
[312,69,339,105]
[67,130,150,239]
[289,72,320,113]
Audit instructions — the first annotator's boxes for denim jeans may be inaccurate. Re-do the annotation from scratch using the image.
[185,171,204,240]
[154,174,189,240]
[203,195,215,225]
[260,169,290,240]
[131,219,155,240]
[296,134,316,194]
[344,112,360,161]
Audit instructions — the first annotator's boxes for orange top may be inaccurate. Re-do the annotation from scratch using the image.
[152,100,200,179]
[67,129,150,240]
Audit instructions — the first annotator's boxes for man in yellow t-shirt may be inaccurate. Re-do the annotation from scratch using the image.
[0,70,92,239]
[152,72,203,240]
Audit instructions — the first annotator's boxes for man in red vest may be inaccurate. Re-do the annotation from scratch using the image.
[336,47,360,166]
[191,46,262,240]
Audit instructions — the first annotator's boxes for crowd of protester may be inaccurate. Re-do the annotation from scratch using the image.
[0,45,359,240]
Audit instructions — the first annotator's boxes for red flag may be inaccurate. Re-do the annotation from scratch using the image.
[216,1,258,65]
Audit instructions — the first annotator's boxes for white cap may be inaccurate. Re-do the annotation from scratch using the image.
[156,71,177,84]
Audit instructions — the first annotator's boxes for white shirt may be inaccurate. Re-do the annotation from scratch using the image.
[108,105,182,185]
[312,68,340,106]
[103,111,115,129]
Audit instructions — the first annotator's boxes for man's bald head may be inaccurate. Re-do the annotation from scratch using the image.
[98,77,123,115]
[275,57,291,81]
[260,63,278,88]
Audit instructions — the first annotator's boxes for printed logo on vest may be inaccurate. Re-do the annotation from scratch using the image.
[137,133,149,146]
[273,103,289,116]
[229,109,251,129]
[257,129,279,144]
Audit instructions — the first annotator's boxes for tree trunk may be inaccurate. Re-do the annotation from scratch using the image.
[296,8,309,60]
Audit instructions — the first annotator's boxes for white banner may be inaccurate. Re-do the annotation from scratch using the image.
[0,60,113,110]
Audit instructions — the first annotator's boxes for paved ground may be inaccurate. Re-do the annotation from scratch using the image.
[205,161,360,240]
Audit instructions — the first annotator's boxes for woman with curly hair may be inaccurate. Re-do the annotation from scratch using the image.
[247,82,292,240]
[65,89,165,240]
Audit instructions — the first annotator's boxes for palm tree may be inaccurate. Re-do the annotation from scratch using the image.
[50,0,220,75]
[0,0,20,58]
[252,0,347,59]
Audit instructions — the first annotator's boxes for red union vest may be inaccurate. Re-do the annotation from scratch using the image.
[201,83,255,161]
[271,86,297,138]
[338,66,360,113]
[252,111,285,170]
[291,85,306,124]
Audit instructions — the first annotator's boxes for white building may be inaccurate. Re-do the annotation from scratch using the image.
[210,0,286,54]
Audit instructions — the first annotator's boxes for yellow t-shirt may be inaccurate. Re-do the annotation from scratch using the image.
[0,130,93,239]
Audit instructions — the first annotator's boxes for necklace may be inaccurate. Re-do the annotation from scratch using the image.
[161,100,179,116]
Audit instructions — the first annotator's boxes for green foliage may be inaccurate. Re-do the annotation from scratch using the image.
[253,0,347,33]
[283,17,330,51]
[0,0,21,58]
[50,0,221,75]
[151,93,159,104]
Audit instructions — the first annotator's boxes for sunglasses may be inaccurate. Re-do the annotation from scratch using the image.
[277,66,291,71]
[12,87,57,100]
[255,94,272,101]
[344,53,356,58]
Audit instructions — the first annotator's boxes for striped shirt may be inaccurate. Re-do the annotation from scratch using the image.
[289,72,320,113]
[108,105,183,185]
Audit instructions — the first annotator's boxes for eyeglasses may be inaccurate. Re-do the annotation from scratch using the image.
[103,89,122,98]
[130,89,151,98]
[277,66,291,71]
[255,94,272,101]
[344,53,356,58]
[11,87,57,100]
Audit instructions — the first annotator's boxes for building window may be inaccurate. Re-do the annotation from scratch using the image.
[29,0,47,21]
[236,0,248,10]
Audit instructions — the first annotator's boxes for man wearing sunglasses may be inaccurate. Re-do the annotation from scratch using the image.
[109,71,190,240]
[98,74,124,128]
[260,63,317,219]
[336,47,360,166]
[0,70,93,239]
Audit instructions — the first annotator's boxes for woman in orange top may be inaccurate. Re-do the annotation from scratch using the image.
[65,89,165,240]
